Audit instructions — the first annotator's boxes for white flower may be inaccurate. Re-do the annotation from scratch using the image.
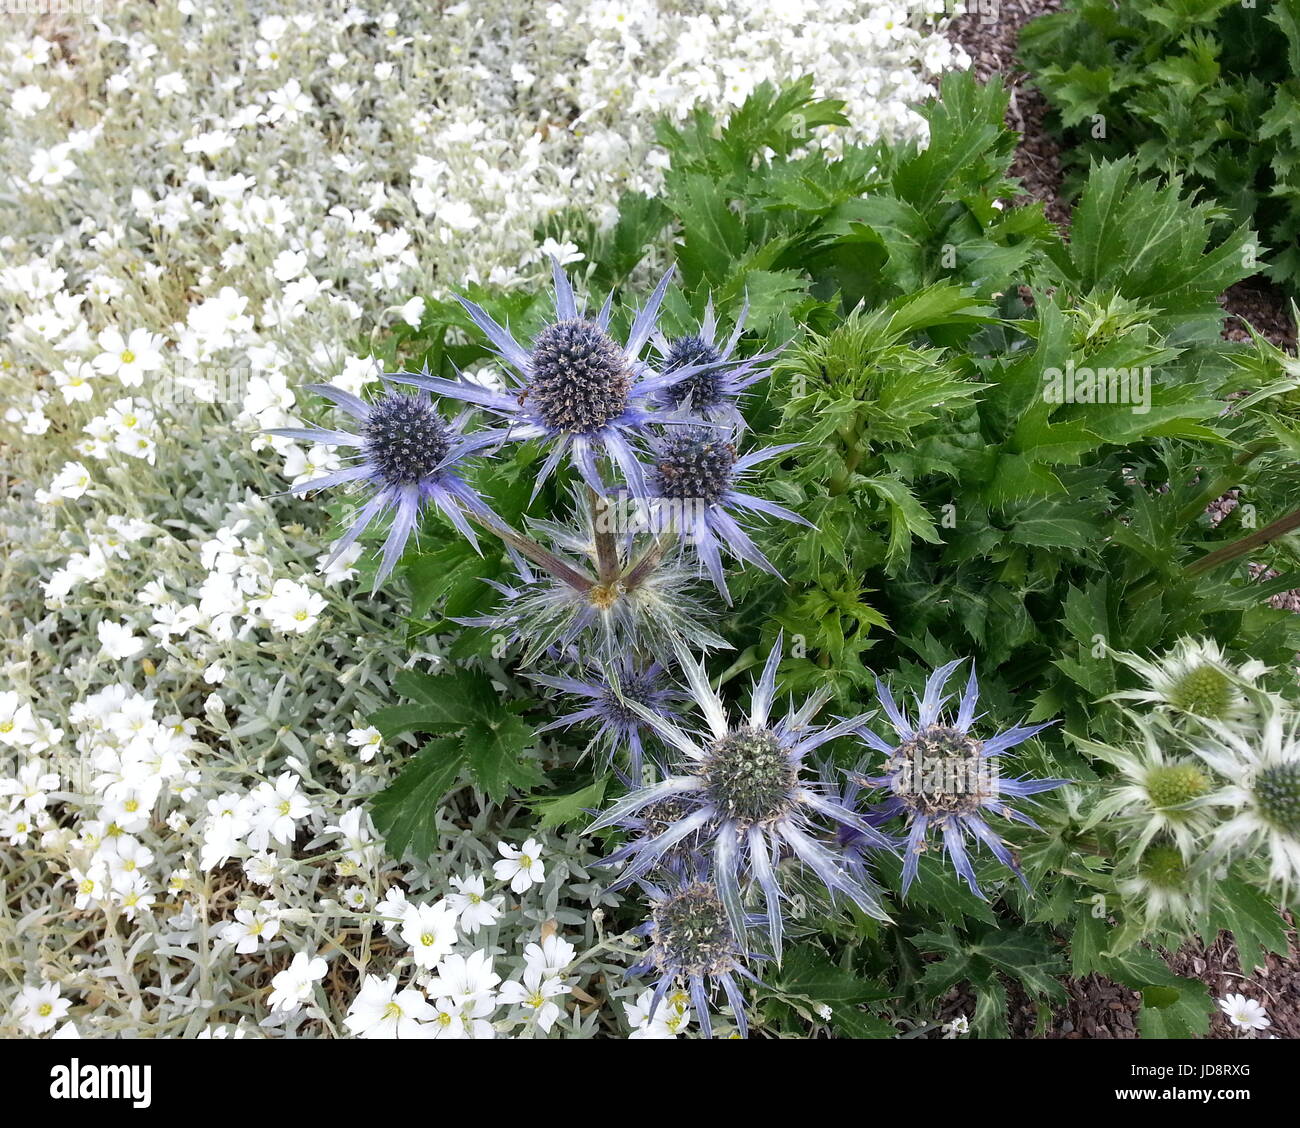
[375,885,409,933]
[425,950,500,1005]
[625,988,691,1038]
[68,863,107,910]
[1218,993,1270,1032]
[54,362,97,403]
[1,809,36,845]
[201,792,252,871]
[398,296,425,327]
[942,1015,970,1038]
[0,693,38,749]
[523,933,575,977]
[114,874,156,921]
[426,996,469,1039]
[220,903,281,953]
[97,620,146,661]
[261,579,326,634]
[446,873,503,934]
[250,772,311,847]
[12,84,51,118]
[344,975,435,1039]
[272,249,308,282]
[37,461,92,503]
[92,328,164,387]
[498,966,569,1033]
[29,144,76,186]
[14,982,71,1035]
[346,725,382,763]
[268,952,328,1013]
[400,900,458,969]
[493,837,545,893]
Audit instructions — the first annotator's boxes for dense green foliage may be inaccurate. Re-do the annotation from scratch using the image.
[1020,0,1300,294]
[350,72,1300,1036]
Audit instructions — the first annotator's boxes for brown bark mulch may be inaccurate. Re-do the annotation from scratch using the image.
[940,1,1300,1040]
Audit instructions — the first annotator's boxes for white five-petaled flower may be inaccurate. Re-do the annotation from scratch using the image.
[250,772,311,846]
[498,965,570,1033]
[1218,993,1270,1032]
[523,933,575,977]
[92,328,164,387]
[343,974,435,1039]
[446,873,503,933]
[625,988,691,1038]
[96,620,146,661]
[425,950,500,1005]
[399,899,458,969]
[268,951,328,1013]
[493,837,545,893]
[220,902,281,954]
[346,725,382,763]
[261,578,326,634]
[14,982,71,1035]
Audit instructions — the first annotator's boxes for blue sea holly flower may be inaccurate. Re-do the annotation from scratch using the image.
[528,657,684,783]
[643,425,810,603]
[267,382,500,584]
[856,660,1067,899]
[589,635,895,959]
[391,259,686,499]
[629,870,764,1039]
[652,298,781,429]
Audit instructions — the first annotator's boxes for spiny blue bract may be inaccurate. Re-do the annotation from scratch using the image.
[388,258,686,500]
[856,660,1067,899]
[265,381,499,585]
[629,870,762,1039]
[642,426,810,604]
[590,634,896,962]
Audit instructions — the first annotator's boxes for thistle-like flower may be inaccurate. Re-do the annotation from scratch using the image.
[1192,699,1300,893]
[1074,715,1219,857]
[642,425,809,603]
[856,660,1067,899]
[1108,638,1267,725]
[393,259,686,499]
[629,869,762,1038]
[267,382,499,584]
[456,488,729,665]
[528,657,683,783]
[1117,840,1208,926]
[652,299,780,429]
[590,635,894,958]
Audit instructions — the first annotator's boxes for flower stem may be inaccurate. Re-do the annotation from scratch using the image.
[469,511,594,593]
[1184,504,1300,577]
[589,487,621,585]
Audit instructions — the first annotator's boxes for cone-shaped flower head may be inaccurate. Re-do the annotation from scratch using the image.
[590,634,895,960]
[857,660,1067,899]
[266,381,499,584]
[390,259,687,499]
